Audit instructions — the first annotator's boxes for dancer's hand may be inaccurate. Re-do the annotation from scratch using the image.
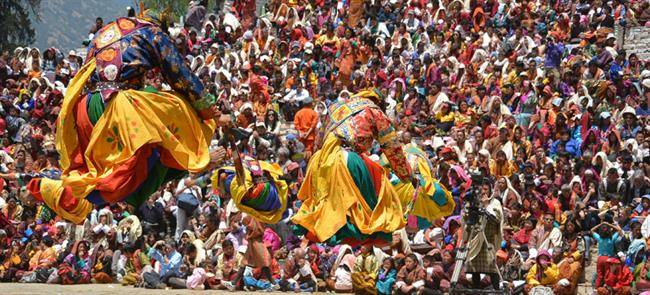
[210,146,227,164]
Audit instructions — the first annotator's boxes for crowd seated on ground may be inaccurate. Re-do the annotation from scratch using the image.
[1,0,650,294]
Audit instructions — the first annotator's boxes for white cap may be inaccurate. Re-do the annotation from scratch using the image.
[606,33,616,40]
[643,78,650,89]
[641,70,650,79]
[621,105,636,116]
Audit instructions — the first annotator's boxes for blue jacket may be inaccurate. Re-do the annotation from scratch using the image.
[550,138,581,158]
[149,248,182,277]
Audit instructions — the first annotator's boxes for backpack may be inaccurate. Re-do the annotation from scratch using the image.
[177,191,199,213]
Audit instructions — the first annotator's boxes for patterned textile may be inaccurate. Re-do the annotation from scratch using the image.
[28,17,215,223]
[383,144,456,227]
[464,200,503,274]
[212,158,288,224]
[85,18,206,108]
[292,133,406,245]
[324,98,411,180]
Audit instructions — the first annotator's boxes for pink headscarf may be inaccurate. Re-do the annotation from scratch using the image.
[448,165,471,188]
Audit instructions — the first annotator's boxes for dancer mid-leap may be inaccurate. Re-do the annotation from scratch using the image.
[28,14,228,224]
[292,89,417,246]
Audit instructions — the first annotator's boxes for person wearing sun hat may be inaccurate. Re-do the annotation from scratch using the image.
[619,105,641,141]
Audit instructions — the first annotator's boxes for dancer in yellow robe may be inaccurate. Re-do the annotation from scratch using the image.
[28,15,225,224]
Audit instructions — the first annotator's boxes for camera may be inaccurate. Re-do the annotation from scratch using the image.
[463,173,487,226]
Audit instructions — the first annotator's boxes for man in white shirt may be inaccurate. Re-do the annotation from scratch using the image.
[281,81,310,120]
[429,83,450,113]
[282,81,310,106]
[452,129,474,164]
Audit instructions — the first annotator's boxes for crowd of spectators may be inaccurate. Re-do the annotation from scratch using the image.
[1,0,650,294]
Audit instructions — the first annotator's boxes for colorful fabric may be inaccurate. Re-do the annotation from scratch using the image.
[213,160,288,224]
[29,61,214,224]
[27,18,217,224]
[292,133,405,245]
[385,145,455,227]
[85,18,206,107]
[323,96,411,181]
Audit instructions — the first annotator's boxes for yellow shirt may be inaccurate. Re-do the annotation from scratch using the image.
[526,263,559,287]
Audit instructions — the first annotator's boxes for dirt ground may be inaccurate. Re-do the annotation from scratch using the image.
[0,282,595,294]
[0,283,289,295]
[0,282,593,295]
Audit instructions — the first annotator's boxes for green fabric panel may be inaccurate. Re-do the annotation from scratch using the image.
[125,163,186,208]
[292,219,392,246]
[292,151,393,245]
[88,92,105,125]
[327,218,364,244]
[346,151,378,210]
[326,218,392,246]
[431,181,449,206]
[416,216,432,229]
[143,85,158,93]
[242,183,269,208]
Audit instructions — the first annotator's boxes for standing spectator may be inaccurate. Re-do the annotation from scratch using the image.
[293,97,318,154]
[139,194,165,237]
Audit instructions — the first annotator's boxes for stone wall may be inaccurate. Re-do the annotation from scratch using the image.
[623,26,650,60]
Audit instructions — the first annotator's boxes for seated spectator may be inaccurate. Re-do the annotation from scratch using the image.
[395,253,426,295]
[529,212,562,252]
[56,240,91,284]
[554,249,582,295]
[525,250,559,292]
[143,239,182,289]
[593,222,624,287]
[119,243,151,286]
[376,257,397,295]
[597,257,633,295]
[351,245,380,294]
[215,239,242,288]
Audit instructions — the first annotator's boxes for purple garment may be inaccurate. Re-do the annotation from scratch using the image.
[544,42,564,69]
[559,82,574,98]
[263,228,282,252]
[226,228,246,250]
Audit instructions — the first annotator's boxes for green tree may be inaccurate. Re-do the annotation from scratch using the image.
[141,0,191,19]
[141,0,219,20]
[0,0,41,52]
